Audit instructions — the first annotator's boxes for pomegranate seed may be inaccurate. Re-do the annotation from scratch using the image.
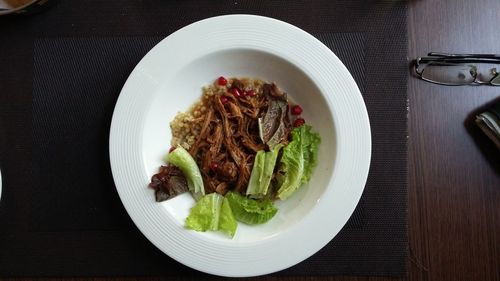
[220,95,229,105]
[209,161,219,172]
[169,146,176,153]
[245,90,256,97]
[291,105,303,115]
[293,118,305,127]
[230,88,242,98]
[217,76,227,86]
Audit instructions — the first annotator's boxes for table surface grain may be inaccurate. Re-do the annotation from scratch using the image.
[2,0,500,281]
[407,1,500,281]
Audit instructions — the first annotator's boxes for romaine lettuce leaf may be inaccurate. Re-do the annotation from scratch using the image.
[247,150,266,195]
[299,125,321,184]
[276,125,320,200]
[226,191,278,224]
[185,193,237,237]
[219,197,237,237]
[246,144,283,197]
[166,146,205,200]
[185,193,221,232]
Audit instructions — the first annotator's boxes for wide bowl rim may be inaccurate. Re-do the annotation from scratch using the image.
[109,14,371,277]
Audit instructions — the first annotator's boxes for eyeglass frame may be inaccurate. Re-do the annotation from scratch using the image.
[414,52,500,86]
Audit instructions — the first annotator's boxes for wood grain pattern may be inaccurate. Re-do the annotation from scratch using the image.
[407,1,500,281]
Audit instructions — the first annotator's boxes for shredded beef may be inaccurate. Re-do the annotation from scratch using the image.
[163,79,292,197]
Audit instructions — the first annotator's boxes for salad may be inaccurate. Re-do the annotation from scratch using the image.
[149,77,320,238]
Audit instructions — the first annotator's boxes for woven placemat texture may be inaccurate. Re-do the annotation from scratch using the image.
[0,0,407,277]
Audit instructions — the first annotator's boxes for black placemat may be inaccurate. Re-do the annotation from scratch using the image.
[0,0,407,277]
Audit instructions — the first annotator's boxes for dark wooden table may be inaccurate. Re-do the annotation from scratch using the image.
[3,0,499,281]
[406,0,499,281]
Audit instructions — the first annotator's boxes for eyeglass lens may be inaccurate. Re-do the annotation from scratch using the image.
[421,64,476,85]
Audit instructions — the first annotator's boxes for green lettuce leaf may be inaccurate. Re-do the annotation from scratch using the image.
[299,125,321,184]
[247,150,266,196]
[185,193,237,237]
[185,193,221,232]
[246,144,283,197]
[219,197,237,237]
[226,191,278,224]
[166,146,205,200]
[276,125,320,200]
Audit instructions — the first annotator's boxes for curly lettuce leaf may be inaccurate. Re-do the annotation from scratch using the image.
[166,146,205,200]
[185,193,237,237]
[276,125,320,200]
[226,191,278,224]
[299,125,321,183]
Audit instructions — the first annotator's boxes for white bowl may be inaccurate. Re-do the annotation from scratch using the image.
[110,15,371,277]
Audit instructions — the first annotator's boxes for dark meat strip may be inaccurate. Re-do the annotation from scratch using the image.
[235,155,252,193]
[240,94,267,119]
[205,123,224,171]
[215,182,230,195]
[201,170,216,194]
[215,94,254,191]
[201,124,223,177]
[214,153,226,163]
[239,97,259,118]
[227,101,243,119]
[214,162,238,182]
[201,143,212,175]
[231,79,245,92]
[207,123,223,155]
[263,82,285,98]
[184,79,291,196]
[214,95,245,165]
[189,107,214,156]
[228,101,244,138]
[149,165,188,202]
[222,134,245,171]
[240,116,265,152]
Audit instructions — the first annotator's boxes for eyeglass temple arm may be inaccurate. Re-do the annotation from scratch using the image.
[428,52,500,59]
[414,53,500,76]
[417,56,500,65]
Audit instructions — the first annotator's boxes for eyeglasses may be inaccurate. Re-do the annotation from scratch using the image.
[414,52,500,86]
